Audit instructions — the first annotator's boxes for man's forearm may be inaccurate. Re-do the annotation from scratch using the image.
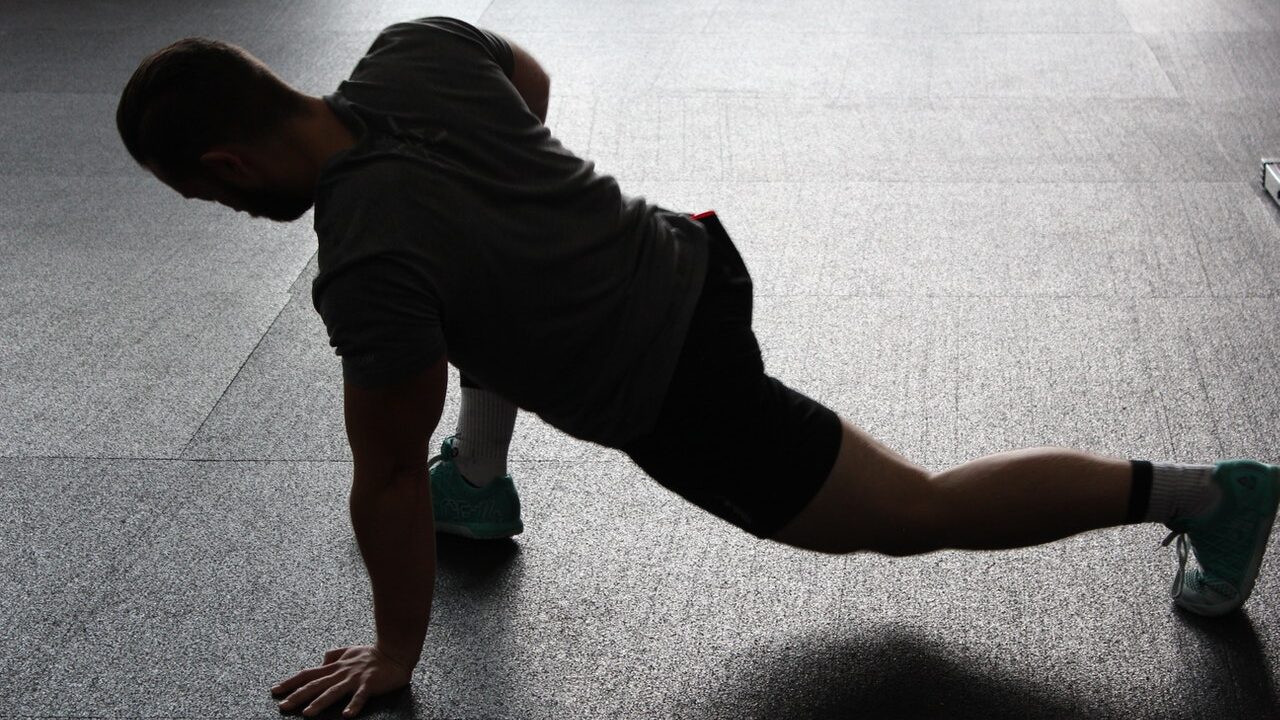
[349,469,436,669]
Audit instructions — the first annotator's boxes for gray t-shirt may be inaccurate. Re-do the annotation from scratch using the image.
[311,16,709,447]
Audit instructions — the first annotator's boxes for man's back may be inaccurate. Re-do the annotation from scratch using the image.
[311,17,709,446]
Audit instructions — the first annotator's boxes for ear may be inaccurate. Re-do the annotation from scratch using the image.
[198,149,257,186]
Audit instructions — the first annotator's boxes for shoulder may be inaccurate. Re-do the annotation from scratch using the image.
[312,160,441,292]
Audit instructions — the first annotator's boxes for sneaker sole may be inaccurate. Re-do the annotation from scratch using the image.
[1178,465,1280,616]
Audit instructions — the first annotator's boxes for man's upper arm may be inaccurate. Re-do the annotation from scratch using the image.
[504,38,550,121]
[499,34,550,123]
[344,356,448,482]
[504,37,548,84]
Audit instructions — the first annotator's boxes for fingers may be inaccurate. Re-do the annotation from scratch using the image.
[274,648,350,697]
[344,686,370,718]
[303,678,356,718]
[272,664,330,697]
[279,672,341,714]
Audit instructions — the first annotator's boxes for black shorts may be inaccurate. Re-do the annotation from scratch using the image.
[621,211,844,539]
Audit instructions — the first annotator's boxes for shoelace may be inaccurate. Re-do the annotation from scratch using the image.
[1160,530,1189,598]
[1160,527,1244,601]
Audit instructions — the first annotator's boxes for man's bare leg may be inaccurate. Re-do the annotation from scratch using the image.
[771,417,1280,616]
[774,419,1170,555]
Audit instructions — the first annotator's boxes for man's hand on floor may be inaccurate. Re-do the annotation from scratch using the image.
[272,644,412,718]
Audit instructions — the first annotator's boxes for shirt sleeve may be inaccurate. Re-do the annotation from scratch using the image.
[313,256,446,388]
[414,16,515,78]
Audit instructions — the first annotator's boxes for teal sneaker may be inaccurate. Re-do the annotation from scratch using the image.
[428,436,524,539]
[1160,459,1280,616]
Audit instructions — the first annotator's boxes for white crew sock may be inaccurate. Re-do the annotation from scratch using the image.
[454,386,517,488]
[1144,462,1222,523]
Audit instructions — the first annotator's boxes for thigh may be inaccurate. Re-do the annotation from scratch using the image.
[769,419,935,553]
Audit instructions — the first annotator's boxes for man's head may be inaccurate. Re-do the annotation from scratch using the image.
[117,37,318,222]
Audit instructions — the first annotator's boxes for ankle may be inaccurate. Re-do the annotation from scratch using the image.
[1131,460,1220,523]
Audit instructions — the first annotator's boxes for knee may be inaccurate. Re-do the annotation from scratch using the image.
[871,478,946,556]
[768,468,945,556]
[777,506,945,557]
[847,476,946,557]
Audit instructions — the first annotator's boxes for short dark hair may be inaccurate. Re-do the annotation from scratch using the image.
[116,37,308,179]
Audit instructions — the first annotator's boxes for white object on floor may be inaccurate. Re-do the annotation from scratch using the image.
[1263,158,1280,207]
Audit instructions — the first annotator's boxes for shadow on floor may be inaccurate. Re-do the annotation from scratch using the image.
[682,614,1277,719]
[1172,608,1278,719]
[435,533,523,583]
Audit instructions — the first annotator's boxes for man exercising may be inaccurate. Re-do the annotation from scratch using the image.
[117,16,1279,719]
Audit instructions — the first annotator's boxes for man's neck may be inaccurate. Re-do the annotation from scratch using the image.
[296,96,359,184]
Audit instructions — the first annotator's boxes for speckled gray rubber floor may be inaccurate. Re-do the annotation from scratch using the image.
[2,0,1278,717]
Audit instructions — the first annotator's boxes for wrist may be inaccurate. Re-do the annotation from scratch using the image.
[372,643,417,674]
